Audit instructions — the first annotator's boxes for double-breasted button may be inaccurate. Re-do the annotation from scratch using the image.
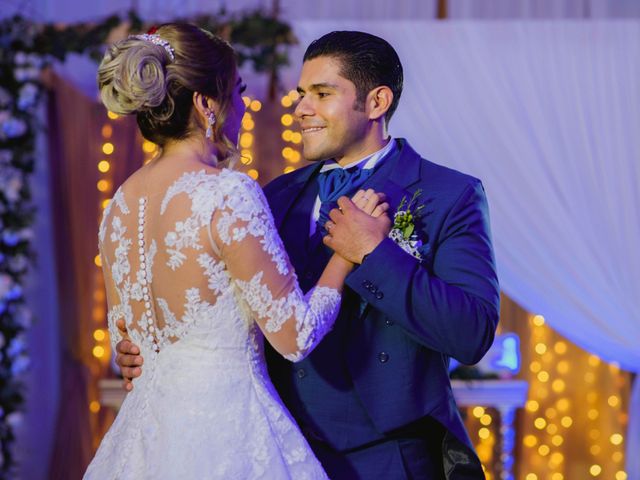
[362,280,371,288]
[378,352,389,363]
[297,368,307,379]
[385,319,394,326]
[375,291,384,300]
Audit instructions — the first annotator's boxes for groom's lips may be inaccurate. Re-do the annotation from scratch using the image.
[301,126,325,134]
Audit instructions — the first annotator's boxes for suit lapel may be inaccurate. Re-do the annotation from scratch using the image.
[269,163,323,231]
[363,139,423,213]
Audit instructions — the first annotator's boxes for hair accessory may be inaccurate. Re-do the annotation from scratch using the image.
[205,112,216,139]
[131,33,175,61]
[147,25,158,35]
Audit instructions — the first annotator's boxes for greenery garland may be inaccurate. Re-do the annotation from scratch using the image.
[0,9,294,474]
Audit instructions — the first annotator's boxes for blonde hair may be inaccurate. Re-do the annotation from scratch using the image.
[98,23,238,152]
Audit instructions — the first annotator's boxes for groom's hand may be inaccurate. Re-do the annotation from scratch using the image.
[324,195,391,264]
[115,319,143,391]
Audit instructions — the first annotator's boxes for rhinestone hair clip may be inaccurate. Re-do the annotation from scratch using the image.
[131,33,175,61]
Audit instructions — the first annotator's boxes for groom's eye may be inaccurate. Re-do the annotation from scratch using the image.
[317,92,329,98]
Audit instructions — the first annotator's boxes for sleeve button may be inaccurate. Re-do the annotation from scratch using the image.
[378,352,389,363]
[375,291,384,299]
[297,368,306,378]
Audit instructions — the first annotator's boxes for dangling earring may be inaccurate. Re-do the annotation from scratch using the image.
[205,111,216,139]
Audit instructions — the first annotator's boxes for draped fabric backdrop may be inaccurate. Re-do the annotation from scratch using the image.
[44,73,142,480]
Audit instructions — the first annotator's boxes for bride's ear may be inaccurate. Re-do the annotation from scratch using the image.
[192,92,218,125]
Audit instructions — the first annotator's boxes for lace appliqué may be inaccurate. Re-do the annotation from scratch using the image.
[236,273,341,362]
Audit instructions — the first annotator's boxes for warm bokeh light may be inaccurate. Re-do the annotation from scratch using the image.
[240,132,253,149]
[554,341,567,354]
[590,444,601,455]
[97,180,110,192]
[551,434,564,446]
[608,395,620,407]
[560,416,573,428]
[93,329,106,341]
[537,371,549,382]
[535,343,547,355]
[525,474,538,480]
[534,417,547,429]
[107,111,119,120]
[94,254,102,267]
[478,427,490,440]
[98,160,110,173]
[610,433,623,446]
[101,124,113,138]
[538,444,550,456]
[290,132,302,144]
[89,401,101,413]
[556,360,569,374]
[283,166,295,174]
[247,169,259,180]
[551,473,564,480]
[590,464,602,476]
[242,96,251,107]
[532,314,545,326]
[588,355,601,367]
[281,95,293,107]
[480,414,492,426]
[282,129,293,142]
[280,114,293,126]
[249,99,262,112]
[142,140,157,153]
[287,89,300,101]
[472,406,485,418]
[523,435,537,447]
[289,150,301,163]
[102,142,114,155]
[588,408,599,420]
[615,471,627,480]
[92,346,105,358]
[556,398,570,411]
[526,400,539,412]
[102,198,111,209]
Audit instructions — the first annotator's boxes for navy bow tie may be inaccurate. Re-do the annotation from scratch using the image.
[316,166,374,234]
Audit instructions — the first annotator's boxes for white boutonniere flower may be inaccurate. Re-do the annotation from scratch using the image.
[389,190,430,261]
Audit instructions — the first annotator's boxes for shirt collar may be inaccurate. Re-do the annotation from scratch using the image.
[319,137,396,173]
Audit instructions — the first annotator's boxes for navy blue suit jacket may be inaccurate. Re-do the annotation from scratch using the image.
[264,139,499,479]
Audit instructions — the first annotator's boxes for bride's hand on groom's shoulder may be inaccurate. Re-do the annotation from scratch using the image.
[114,319,144,392]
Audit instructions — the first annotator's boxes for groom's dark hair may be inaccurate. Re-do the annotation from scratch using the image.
[303,31,404,124]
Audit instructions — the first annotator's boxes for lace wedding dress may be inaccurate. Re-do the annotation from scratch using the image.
[84,166,340,479]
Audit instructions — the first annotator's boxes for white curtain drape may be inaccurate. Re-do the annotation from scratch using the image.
[3,0,639,22]
[284,20,640,479]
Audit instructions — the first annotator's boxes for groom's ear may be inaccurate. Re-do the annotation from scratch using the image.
[366,86,393,122]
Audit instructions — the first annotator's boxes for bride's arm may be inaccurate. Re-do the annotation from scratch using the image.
[210,174,384,362]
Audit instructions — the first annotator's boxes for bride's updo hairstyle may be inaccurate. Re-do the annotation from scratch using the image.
[97,23,237,148]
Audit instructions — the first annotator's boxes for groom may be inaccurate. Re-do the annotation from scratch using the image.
[116,31,499,479]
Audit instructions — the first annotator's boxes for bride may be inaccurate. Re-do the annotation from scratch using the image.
[84,23,388,479]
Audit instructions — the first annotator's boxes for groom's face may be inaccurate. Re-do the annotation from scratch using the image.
[294,56,370,165]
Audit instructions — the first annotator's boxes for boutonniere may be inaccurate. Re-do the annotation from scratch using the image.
[389,190,430,261]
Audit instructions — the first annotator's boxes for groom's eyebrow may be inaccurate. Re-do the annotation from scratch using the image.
[297,83,339,94]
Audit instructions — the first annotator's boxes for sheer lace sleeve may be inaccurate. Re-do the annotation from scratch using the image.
[211,172,341,362]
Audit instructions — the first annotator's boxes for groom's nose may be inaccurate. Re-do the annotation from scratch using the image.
[294,95,313,119]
